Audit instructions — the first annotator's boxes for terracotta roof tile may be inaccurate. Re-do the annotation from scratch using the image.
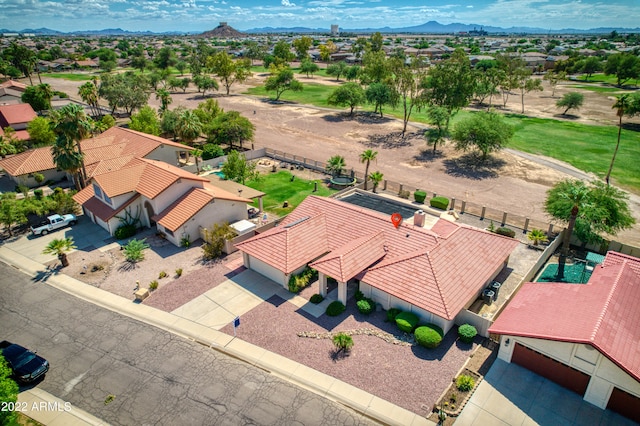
[81,193,140,222]
[489,251,640,382]
[0,147,56,175]
[73,184,95,205]
[310,232,386,282]
[237,196,519,319]
[0,103,37,127]
[152,188,214,232]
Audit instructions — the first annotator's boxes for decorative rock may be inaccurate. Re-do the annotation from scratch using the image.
[297,328,415,346]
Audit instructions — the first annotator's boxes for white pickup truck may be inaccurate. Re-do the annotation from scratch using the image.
[30,214,77,236]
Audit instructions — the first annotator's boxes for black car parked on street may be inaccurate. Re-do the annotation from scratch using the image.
[0,341,49,383]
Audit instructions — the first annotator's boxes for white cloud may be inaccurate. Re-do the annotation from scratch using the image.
[281,0,295,6]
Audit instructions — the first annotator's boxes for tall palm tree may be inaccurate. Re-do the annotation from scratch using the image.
[51,135,84,190]
[191,148,203,174]
[359,149,378,190]
[50,104,92,189]
[607,94,629,186]
[78,81,101,118]
[42,237,76,267]
[544,179,590,280]
[369,171,384,193]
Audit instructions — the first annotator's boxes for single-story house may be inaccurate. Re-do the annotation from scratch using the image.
[489,251,640,423]
[236,196,519,335]
[0,103,37,141]
[0,81,26,106]
[0,126,191,188]
[73,158,251,247]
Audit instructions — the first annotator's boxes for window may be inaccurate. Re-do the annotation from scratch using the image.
[164,229,173,236]
[93,184,103,199]
[103,194,112,205]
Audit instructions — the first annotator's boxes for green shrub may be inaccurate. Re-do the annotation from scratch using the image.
[333,332,354,351]
[414,324,444,348]
[310,294,324,304]
[175,268,183,277]
[414,189,427,203]
[114,224,137,240]
[15,184,29,195]
[33,173,45,183]
[326,301,346,317]
[398,189,410,199]
[496,227,516,238]
[395,311,419,333]
[123,238,149,263]
[354,290,364,301]
[456,375,475,392]
[386,308,402,323]
[458,324,477,343]
[149,280,158,290]
[180,235,191,248]
[201,143,225,160]
[33,188,44,199]
[357,298,375,315]
[288,267,318,293]
[158,271,167,279]
[430,196,450,210]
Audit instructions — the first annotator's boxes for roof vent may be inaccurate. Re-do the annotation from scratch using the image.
[414,210,425,227]
[284,216,310,228]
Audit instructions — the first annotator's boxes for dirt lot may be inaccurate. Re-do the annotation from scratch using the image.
[40,73,640,246]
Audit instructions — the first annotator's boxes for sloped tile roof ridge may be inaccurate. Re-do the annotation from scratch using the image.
[321,231,385,261]
[138,158,209,181]
[118,127,191,149]
[589,262,624,342]
[420,249,451,319]
[366,243,432,271]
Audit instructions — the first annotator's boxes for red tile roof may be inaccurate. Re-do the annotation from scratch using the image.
[0,80,27,91]
[236,196,519,319]
[0,103,37,127]
[489,251,640,382]
[310,232,386,283]
[0,147,57,175]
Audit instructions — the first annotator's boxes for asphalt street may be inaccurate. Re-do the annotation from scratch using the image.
[0,263,377,426]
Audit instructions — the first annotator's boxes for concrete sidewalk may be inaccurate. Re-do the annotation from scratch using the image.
[18,388,109,426]
[0,245,434,426]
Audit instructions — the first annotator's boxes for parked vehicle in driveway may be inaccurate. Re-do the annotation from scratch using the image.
[30,214,77,236]
[0,341,49,383]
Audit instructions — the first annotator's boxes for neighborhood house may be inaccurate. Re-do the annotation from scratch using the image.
[236,196,519,335]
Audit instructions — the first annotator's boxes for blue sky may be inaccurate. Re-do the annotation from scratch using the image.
[1,0,639,32]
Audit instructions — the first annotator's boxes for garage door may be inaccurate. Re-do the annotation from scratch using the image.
[512,343,590,396]
[607,387,640,423]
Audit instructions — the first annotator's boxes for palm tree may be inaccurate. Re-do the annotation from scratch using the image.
[51,135,85,190]
[359,149,378,190]
[607,94,629,186]
[42,237,76,267]
[332,332,354,353]
[369,171,384,193]
[50,104,92,189]
[176,110,203,145]
[78,81,101,118]
[544,180,590,280]
[191,148,203,174]
[326,155,346,177]
[527,229,549,246]
[156,88,172,114]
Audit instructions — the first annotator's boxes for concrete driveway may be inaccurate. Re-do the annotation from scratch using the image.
[4,215,112,265]
[455,359,635,426]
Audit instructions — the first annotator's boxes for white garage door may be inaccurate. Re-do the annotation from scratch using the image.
[249,256,285,286]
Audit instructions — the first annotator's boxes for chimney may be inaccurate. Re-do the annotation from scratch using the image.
[414,210,425,227]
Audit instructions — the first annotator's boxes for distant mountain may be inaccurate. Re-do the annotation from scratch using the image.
[2,21,640,36]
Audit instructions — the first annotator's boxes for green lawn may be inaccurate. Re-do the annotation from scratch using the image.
[566,84,624,94]
[41,72,94,81]
[570,73,639,87]
[245,170,337,215]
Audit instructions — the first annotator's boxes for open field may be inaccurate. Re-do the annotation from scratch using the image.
[41,72,94,81]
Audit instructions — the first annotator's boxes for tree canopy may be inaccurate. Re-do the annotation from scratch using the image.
[327,82,366,116]
[264,65,303,101]
[452,111,514,160]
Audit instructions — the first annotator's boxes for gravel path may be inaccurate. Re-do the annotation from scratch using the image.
[221,295,477,416]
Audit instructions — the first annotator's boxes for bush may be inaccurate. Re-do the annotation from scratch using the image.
[180,235,191,248]
[310,294,324,304]
[430,196,450,210]
[149,280,158,290]
[114,224,137,240]
[354,290,364,301]
[496,227,516,238]
[357,298,375,315]
[123,238,149,263]
[395,311,419,333]
[333,332,354,351]
[33,188,44,199]
[398,189,410,199]
[288,267,319,293]
[175,268,183,277]
[458,324,477,343]
[386,308,402,323]
[202,223,236,260]
[326,301,346,317]
[414,189,427,203]
[15,184,29,195]
[33,173,45,183]
[158,271,167,279]
[456,375,475,392]
[201,143,225,160]
[414,324,444,348]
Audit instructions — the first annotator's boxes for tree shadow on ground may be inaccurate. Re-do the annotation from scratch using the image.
[118,261,138,272]
[330,348,351,362]
[364,131,423,149]
[414,149,445,163]
[322,112,394,125]
[443,153,506,180]
[186,93,223,101]
[553,113,579,120]
[32,265,60,283]
[622,122,640,132]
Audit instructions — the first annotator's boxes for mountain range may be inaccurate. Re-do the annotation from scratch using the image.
[2,21,639,36]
